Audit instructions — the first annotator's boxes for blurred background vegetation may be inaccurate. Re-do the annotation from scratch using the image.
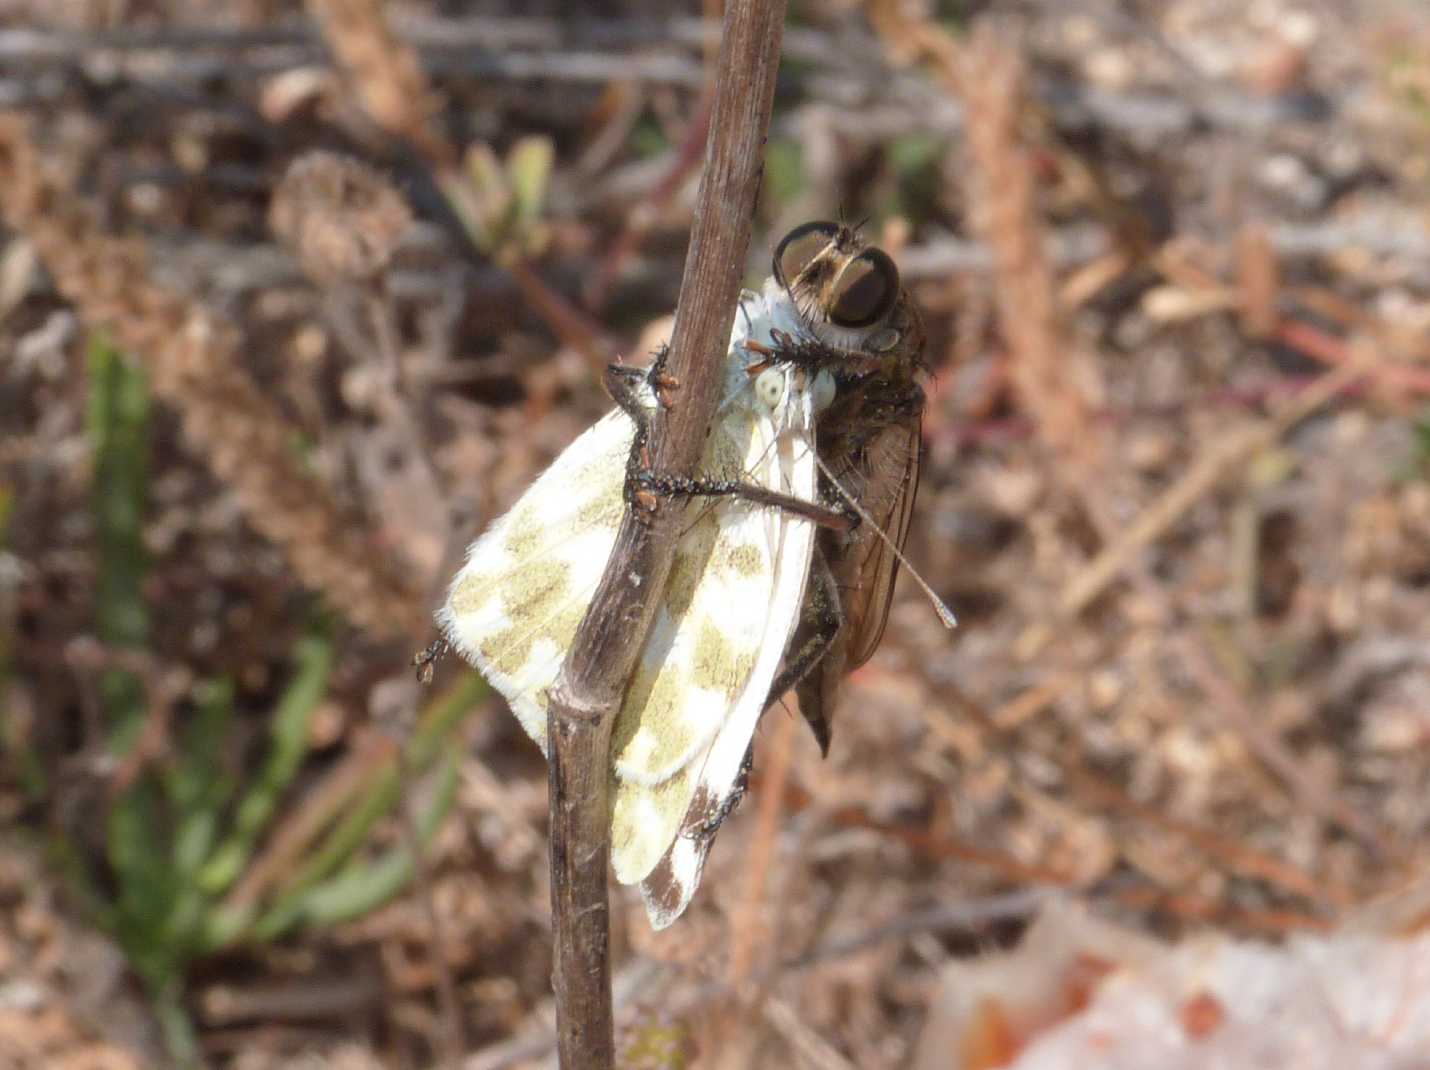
[3,1,1430,1067]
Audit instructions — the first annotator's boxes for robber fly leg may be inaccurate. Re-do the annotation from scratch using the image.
[766,549,844,755]
[633,471,857,533]
[645,341,680,407]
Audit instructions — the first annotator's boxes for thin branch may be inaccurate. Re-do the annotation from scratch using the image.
[540,2,788,1067]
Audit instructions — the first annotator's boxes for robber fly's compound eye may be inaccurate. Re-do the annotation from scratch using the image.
[773,220,841,292]
[829,248,899,328]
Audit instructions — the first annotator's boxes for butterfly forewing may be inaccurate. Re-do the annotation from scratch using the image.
[438,288,822,928]
[610,367,817,895]
[637,371,821,926]
[438,408,632,743]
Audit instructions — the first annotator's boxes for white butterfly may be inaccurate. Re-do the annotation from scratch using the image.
[437,222,936,928]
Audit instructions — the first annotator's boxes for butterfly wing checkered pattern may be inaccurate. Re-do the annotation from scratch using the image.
[439,292,821,928]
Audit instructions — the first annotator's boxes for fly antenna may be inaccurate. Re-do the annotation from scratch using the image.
[813,452,957,630]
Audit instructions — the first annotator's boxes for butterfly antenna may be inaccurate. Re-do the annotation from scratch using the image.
[812,452,957,630]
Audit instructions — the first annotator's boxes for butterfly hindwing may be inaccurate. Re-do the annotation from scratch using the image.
[637,370,821,927]
[612,360,819,897]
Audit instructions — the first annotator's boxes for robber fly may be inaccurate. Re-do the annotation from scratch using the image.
[756,220,933,753]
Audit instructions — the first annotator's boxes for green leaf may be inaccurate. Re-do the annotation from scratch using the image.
[620,1020,694,1070]
[167,680,236,905]
[631,115,670,160]
[197,634,332,893]
[260,754,461,936]
[508,136,554,228]
[764,139,805,208]
[204,673,484,949]
[86,335,150,742]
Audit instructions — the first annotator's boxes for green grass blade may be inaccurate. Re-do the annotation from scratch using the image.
[201,673,483,949]
[251,753,460,939]
[168,678,237,877]
[86,335,149,743]
[197,633,332,893]
[283,671,485,892]
[86,336,184,987]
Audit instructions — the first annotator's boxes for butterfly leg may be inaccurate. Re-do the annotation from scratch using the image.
[603,343,675,425]
[603,361,656,426]
[410,637,450,686]
[766,548,844,755]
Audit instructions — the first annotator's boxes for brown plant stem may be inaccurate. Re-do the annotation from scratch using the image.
[539,2,787,1066]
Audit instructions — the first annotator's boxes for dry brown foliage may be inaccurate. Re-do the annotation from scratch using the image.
[306,0,448,164]
[6,2,1430,1067]
[954,24,1102,473]
[0,119,425,640]
[270,152,413,287]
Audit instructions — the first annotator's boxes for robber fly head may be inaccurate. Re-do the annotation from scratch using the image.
[770,220,925,374]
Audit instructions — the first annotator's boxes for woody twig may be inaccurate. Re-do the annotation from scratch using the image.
[537,2,788,1067]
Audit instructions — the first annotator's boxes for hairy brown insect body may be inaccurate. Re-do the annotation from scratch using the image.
[766,222,928,752]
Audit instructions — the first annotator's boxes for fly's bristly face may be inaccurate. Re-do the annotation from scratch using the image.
[770,220,925,375]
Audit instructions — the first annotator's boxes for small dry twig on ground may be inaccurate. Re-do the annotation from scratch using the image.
[939,681,1351,913]
[1179,634,1394,859]
[0,117,426,641]
[954,25,1103,475]
[535,2,787,1064]
[1054,356,1368,625]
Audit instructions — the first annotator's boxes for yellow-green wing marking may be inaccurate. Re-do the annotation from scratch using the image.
[438,407,633,747]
